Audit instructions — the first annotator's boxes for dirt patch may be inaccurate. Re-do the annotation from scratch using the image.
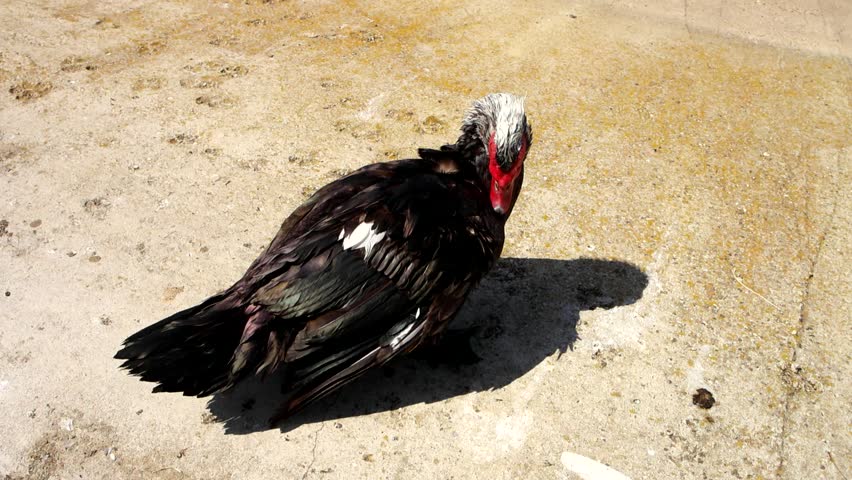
[93,17,120,29]
[0,144,31,174]
[3,414,118,480]
[131,77,165,91]
[9,81,52,101]
[195,94,234,108]
[60,56,98,73]
[179,76,221,89]
[167,133,198,145]
[286,152,318,166]
[135,40,167,56]
[1,349,31,365]
[417,115,447,134]
[184,62,248,78]
[163,286,185,302]
[781,364,820,394]
[180,62,248,89]
[237,157,270,171]
[83,197,111,219]
[1,412,204,480]
[8,436,62,480]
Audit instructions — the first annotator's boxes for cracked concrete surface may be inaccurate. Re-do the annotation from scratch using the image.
[777,152,850,480]
[0,0,850,479]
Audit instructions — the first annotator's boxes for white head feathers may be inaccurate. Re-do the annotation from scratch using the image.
[462,93,532,168]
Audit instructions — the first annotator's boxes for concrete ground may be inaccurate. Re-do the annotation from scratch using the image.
[0,0,849,479]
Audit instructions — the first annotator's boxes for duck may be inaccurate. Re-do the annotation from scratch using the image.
[115,92,533,422]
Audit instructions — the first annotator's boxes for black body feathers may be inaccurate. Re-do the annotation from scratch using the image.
[116,94,531,422]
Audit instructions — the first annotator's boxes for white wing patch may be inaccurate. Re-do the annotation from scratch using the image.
[387,320,416,349]
[341,221,386,256]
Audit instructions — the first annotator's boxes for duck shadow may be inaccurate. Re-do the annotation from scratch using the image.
[206,257,649,434]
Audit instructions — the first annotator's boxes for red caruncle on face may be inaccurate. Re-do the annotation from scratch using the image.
[487,132,527,215]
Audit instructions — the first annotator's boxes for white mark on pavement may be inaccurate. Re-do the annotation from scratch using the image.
[494,413,532,451]
[561,451,632,480]
[356,93,386,121]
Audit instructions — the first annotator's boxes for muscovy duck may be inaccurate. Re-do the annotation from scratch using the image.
[115,93,533,422]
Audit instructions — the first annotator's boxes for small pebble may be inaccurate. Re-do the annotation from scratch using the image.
[60,417,74,431]
[692,388,715,409]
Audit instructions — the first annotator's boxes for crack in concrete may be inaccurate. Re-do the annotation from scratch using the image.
[683,0,693,38]
[828,451,850,480]
[301,422,326,480]
[776,151,842,479]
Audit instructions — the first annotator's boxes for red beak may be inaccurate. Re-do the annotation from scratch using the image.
[490,178,516,215]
